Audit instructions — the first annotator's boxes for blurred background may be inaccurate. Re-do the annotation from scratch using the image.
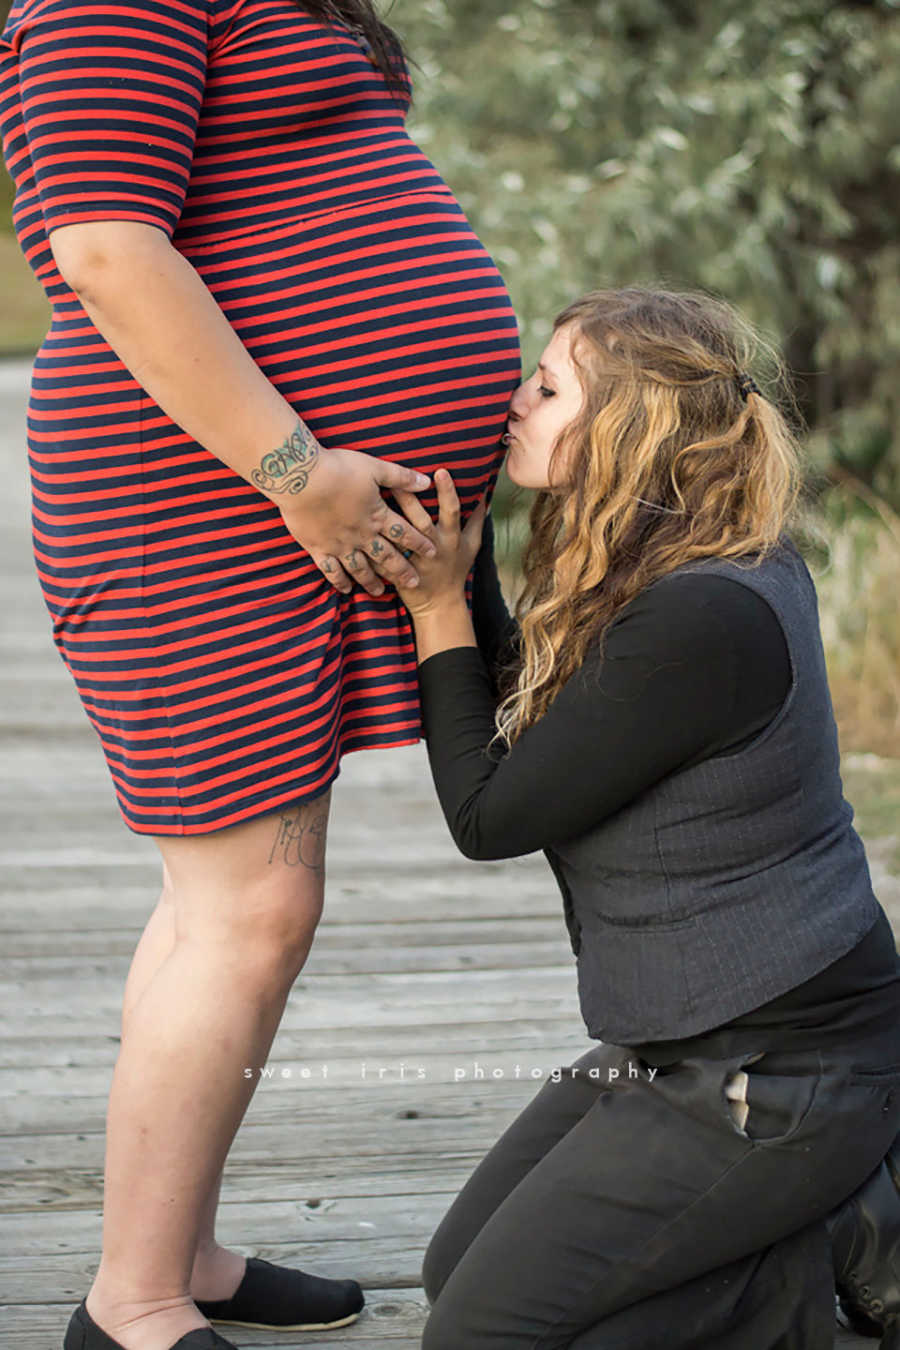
[1,0,898,793]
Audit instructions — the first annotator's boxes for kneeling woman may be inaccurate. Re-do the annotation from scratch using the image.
[392,289,900,1347]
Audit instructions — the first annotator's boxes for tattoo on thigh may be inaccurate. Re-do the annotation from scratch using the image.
[268,803,328,870]
[251,419,321,496]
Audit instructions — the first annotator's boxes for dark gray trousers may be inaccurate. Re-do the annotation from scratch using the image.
[421,1036,900,1349]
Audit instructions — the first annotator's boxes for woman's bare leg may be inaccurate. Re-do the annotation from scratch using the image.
[118,867,247,1303]
[85,792,331,1350]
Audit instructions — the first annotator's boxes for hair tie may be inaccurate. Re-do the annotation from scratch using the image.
[736,372,761,401]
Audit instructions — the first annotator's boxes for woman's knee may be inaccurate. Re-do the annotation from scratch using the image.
[237,873,325,974]
[421,1195,479,1309]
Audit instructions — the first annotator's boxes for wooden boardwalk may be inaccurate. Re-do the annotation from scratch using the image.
[0,356,880,1347]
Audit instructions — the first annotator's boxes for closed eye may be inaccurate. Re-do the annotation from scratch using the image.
[539,385,556,398]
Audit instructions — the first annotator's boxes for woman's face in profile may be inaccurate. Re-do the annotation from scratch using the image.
[504,324,586,490]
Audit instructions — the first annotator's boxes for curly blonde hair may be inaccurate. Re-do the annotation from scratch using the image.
[495,286,804,747]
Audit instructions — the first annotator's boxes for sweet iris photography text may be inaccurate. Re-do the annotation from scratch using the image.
[242,1058,660,1084]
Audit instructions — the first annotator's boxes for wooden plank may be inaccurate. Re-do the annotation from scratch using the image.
[0,1000,579,1048]
[0,935,574,974]
[0,914,565,952]
[0,971,581,1046]
[0,963,575,1004]
[0,1042,591,1100]
[0,1074,581,1136]
[0,1112,534,1171]
[1,1240,431,1306]
[0,879,562,925]
[1,1192,454,1252]
[0,1155,482,1212]
[0,1238,435,1296]
[0,1017,589,1069]
[0,1015,587,1063]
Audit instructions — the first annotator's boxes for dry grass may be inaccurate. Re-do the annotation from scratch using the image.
[841,753,900,874]
[806,484,900,757]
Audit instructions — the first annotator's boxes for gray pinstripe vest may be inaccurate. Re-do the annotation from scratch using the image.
[546,536,881,1045]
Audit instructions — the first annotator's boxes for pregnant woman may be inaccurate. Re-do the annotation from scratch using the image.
[0,2,520,1348]
[389,287,900,1348]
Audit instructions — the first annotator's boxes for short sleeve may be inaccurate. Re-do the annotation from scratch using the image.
[0,0,209,238]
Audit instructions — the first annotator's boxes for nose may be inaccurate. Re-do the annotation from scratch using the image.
[507,383,528,423]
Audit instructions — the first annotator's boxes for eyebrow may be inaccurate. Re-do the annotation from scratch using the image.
[537,361,559,381]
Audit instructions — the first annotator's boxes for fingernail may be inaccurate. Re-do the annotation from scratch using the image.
[374,586,385,596]
[407,576,420,587]
[414,474,430,488]
[426,547,438,558]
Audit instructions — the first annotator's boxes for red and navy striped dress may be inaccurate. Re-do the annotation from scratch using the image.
[0,0,521,835]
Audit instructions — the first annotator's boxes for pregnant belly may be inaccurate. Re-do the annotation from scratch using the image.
[180,190,522,514]
[26,187,520,580]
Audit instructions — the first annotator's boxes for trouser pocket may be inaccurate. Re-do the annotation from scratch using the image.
[723,1050,765,1134]
[721,1047,822,1146]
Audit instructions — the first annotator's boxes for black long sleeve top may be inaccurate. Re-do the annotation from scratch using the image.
[417,518,900,1062]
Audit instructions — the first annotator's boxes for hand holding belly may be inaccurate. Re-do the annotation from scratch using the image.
[273,441,438,598]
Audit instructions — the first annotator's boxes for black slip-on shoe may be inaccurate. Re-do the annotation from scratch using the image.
[63,1299,239,1350]
[827,1136,900,1344]
[193,1256,365,1331]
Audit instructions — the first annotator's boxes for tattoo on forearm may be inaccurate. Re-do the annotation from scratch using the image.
[268,803,328,870]
[252,419,320,495]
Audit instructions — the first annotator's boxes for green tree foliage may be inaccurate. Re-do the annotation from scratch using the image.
[392,0,900,503]
[2,0,898,499]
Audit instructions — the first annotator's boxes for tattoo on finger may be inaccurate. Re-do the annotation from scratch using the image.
[369,539,385,558]
[388,524,404,540]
